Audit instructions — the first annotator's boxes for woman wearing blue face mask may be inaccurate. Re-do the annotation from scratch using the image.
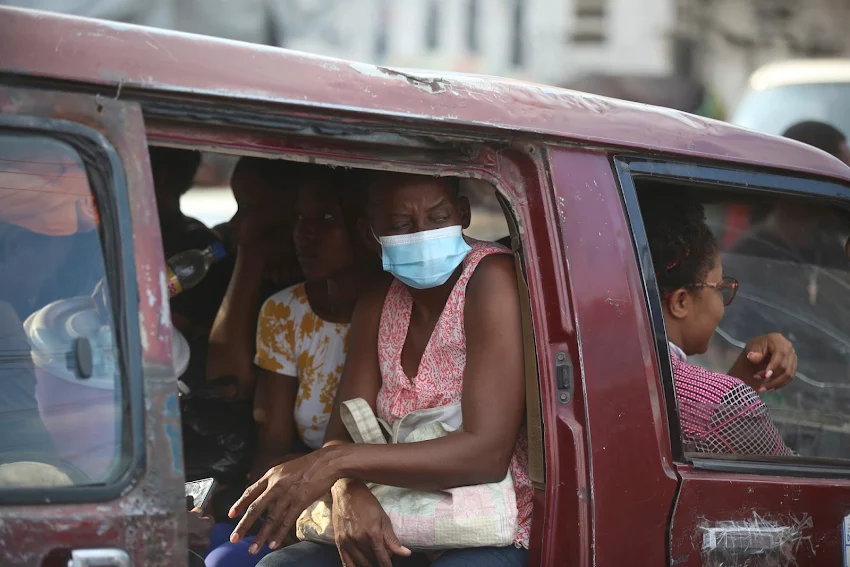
[229,173,530,567]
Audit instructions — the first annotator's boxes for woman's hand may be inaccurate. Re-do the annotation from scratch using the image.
[247,452,305,485]
[729,333,797,392]
[331,479,410,567]
[228,449,340,554]
[187,508,214,553]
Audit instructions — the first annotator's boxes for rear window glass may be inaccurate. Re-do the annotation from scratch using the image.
[0,133,124,488]
[699,197,850,460]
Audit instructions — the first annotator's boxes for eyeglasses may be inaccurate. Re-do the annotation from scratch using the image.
[687,276,739,306]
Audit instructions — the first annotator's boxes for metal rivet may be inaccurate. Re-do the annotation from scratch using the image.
[557,352,566,361]
[559,393,568,402]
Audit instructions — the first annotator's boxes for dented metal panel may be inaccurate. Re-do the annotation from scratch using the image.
[671,467,850,566]
[1,7,850,183]
[0,88,183,565]
[700,512,813,567]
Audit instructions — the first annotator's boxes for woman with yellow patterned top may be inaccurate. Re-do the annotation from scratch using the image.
[251,169,379,483]
[204,168,379,567]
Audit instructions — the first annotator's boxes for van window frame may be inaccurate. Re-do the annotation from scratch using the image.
[615,154,850,479]
[0,114,145,504]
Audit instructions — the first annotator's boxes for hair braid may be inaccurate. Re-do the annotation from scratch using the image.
[640,189,718,295]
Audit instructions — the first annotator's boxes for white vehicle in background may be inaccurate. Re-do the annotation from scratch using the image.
[732,59,850,137]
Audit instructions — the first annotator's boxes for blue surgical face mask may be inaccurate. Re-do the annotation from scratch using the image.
[377,225,472,289]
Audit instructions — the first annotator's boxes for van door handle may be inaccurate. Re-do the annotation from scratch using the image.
[69,549,130,567]
[702,523,793,555]
[555,351,573,404]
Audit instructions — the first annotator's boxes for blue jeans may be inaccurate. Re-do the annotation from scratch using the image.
[205,523,272,567]
[256,541,528,567]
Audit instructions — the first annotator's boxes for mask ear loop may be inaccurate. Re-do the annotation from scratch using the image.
[369,226,383,251]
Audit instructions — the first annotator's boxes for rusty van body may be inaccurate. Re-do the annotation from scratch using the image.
[2,6,850,567]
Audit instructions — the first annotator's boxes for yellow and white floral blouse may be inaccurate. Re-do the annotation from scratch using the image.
[254,283,348,450]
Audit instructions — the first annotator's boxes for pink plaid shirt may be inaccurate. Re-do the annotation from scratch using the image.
[376,240,533,548]
[669,344,793,456]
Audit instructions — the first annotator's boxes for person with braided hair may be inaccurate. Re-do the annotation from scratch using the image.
[641,189,797,456]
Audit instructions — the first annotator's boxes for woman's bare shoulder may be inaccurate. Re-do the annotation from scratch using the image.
[466,253,518,300]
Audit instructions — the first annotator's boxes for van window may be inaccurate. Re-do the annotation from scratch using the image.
[0,133,123,487]
[639,182,850,462]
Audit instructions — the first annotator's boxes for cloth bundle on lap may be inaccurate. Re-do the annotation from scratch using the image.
[296,398,518,550]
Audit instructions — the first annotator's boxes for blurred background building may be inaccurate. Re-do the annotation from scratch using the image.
[676,0,850,113]
[7,0,849,192]
[6,0,850,113]
[1,1,672,83]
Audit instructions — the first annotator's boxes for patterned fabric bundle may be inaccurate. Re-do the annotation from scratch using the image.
[296,398,519,550]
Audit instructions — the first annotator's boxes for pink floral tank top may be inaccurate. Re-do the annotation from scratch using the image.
[376,239,533,548]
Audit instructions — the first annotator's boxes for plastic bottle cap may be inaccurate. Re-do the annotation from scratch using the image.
[210,241,227,261]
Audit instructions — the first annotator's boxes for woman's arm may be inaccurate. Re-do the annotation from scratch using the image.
[727,333,797,393]
[250,367,299,482]
[320,276,409,566]
[206,246,267,399]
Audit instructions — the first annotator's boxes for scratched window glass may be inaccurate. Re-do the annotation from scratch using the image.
[0,133,122,488]
[689,194,850,461]
[639,182,850,462]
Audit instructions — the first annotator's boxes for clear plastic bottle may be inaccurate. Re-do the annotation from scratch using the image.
[166,241,227,297]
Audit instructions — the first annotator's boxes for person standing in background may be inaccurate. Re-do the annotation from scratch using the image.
[782,121,850,166]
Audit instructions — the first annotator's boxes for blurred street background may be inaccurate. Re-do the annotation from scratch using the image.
[6,0,850,222]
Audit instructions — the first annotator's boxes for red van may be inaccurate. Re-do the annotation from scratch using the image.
[2,7,850,567]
